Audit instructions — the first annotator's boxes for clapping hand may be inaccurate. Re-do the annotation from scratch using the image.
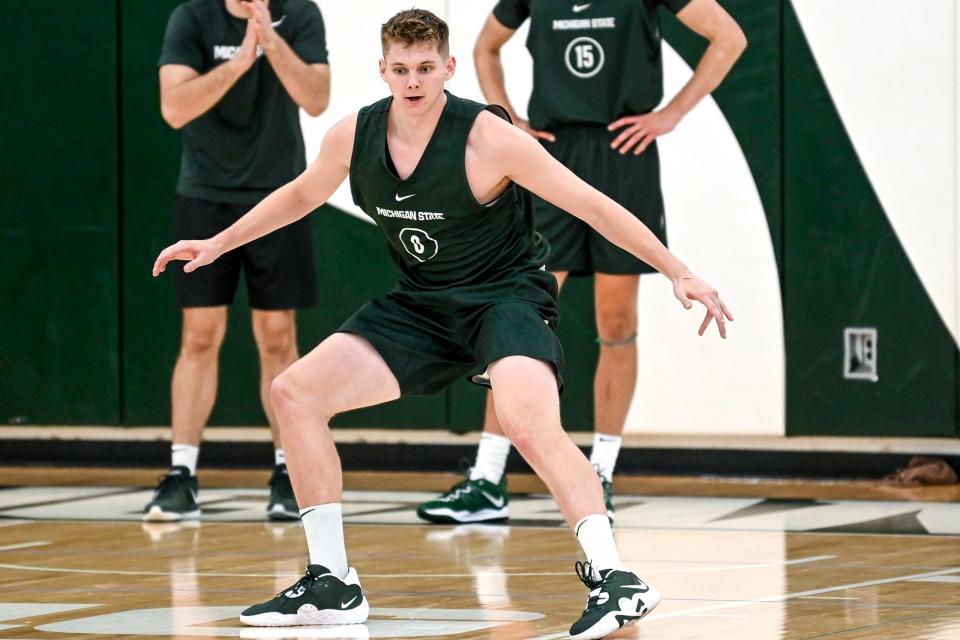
[242,0,281,52]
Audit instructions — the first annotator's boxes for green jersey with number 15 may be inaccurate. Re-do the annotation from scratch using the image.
[493,0,690,130]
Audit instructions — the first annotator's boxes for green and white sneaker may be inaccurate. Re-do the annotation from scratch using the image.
[266,464,299,521]
[569,562,661,640]
[416,469,509,524]
[142,466,200,522]
[240,564,369,626]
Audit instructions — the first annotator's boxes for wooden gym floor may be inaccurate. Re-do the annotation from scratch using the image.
[0,467,958,639]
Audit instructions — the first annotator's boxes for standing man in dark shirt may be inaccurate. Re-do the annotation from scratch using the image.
[417,0,745,525]
[143,0,330,522]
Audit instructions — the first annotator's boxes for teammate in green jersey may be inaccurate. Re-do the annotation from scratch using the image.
[152,9,731,639]
[418,0,746,525]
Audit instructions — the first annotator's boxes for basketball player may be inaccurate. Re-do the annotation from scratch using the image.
[152,9,731,638]
[418,0,746,526]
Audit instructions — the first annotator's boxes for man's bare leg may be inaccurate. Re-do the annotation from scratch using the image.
[251,309,299,451]
[489,355,662,638]
[270,332,400,575]
[171,306,228,458]
[592,273,639,437]
[240,332,397,625]
[144,307,227,521]
[487,355,600,526]
[589,274,639,500]
[252,309,301,518]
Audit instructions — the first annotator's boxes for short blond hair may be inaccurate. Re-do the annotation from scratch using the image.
[381,9,450,57]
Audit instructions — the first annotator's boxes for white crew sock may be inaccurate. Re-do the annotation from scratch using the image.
[575,514,623,574]
[274,449,286,467]
[171,444,199,476]
[469,433,511,483]
[589,434,622,482]
[299,503,348,579]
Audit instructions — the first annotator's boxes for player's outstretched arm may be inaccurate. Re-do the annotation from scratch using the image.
[153,113,357,277]
[478,113,733,337]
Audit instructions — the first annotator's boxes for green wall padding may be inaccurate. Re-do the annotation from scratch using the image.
[781,2,956,435]
[0,4,120,424]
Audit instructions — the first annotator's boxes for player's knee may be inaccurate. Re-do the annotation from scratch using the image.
[255,315,296,359]
[596,309,637,343]
[270,372,301,416]
[259,328,295,359]
[501,414,541,459]
[179,326,223,357]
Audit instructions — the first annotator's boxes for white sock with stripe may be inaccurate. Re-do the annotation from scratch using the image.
[575,513,622,574]
[299,503,348,579]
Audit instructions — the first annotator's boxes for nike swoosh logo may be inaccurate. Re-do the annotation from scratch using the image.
[481,492,506,508]
[395,193,415,201]
[189,490,199,503]
[621,583,651,592]
[572,3,591,12]
[271,16,286,28]
[340,596,358,609]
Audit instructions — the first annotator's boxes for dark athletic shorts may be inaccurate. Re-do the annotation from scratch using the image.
[534,124,666,276]
[173,194,317,309]
[339,269,564,396]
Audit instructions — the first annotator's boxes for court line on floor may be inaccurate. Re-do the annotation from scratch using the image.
[655,554,834,574]
[0,542,49,553]
[646,566,960,623]
[0,555,833,579]
[0,488,145,512]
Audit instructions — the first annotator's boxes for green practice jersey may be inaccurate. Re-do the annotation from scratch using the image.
[348,92,550,290]
[493,0,690,130]
[159,0,328,204]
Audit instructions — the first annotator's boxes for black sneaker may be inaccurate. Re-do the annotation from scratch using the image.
[240,564,369,626]
[568,561,661,639]
[416,468,509,524]
[142,466,199,522]
[266,464,299,521]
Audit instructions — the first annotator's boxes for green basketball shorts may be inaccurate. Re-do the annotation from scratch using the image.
[339,269,565,396]
[534,124,667,276]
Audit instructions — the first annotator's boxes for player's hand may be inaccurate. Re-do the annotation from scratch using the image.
[671,274,733,338]
[231,19,259,73]
[608,108,682,155]
[152,239,223,277]
[515,118,556,143]
[244,0,281,52]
